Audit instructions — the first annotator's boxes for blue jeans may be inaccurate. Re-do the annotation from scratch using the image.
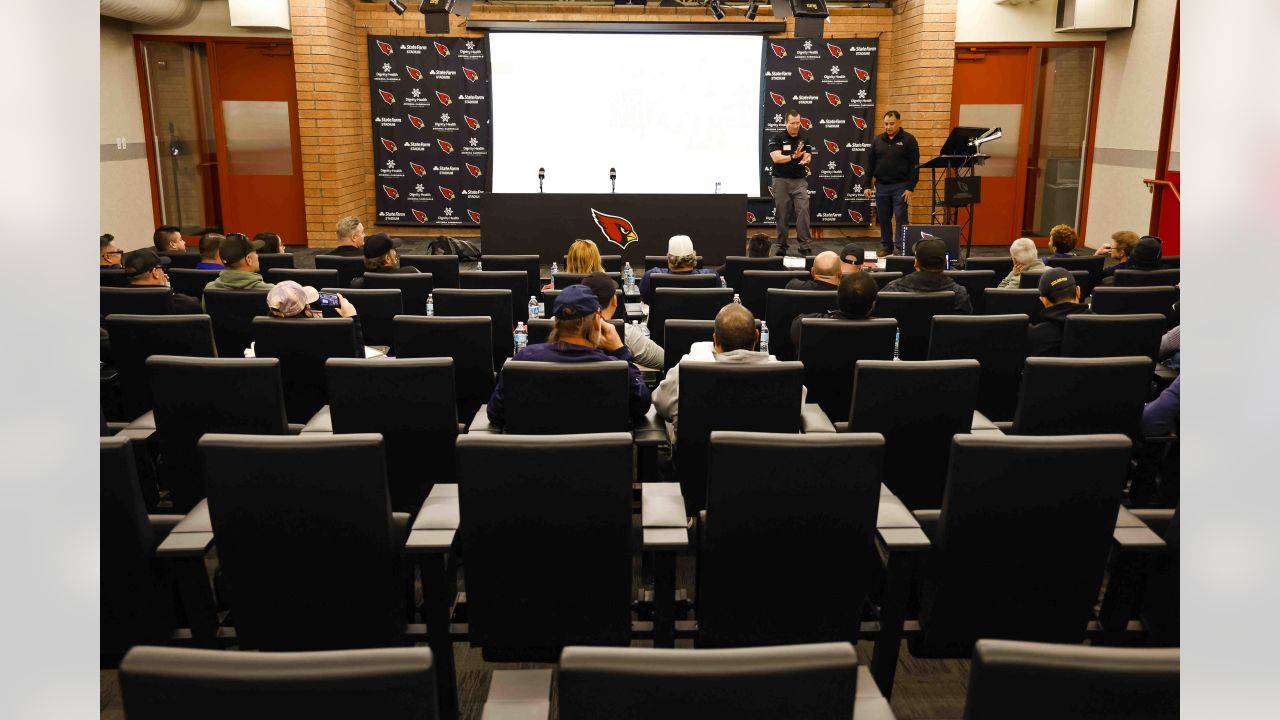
[875,181,910,252]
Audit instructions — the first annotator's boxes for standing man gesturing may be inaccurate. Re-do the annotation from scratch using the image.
[862,110,920,257]
[768,109,815,257]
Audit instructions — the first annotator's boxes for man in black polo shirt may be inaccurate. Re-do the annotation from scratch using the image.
[862,110,920,257]
[768,108,814,257]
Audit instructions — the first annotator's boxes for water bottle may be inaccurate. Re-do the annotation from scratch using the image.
[759,321,770,354]
[639,320,651,339]
[425,293,434,316]
[715,180,721,194]
[476,260,483,271]
[732,293,741,305]
[528,295,540,320]
[514,322,528,354]
[893,328,900,360]
[550,261,558,277]
[623,261,635,288]
[720,275,727,289]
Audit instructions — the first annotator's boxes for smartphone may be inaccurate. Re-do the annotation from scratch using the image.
[318,291,340,309]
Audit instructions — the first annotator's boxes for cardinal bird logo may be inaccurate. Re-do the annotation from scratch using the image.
[465,163,482,178]
[412,209,428,223]
[746,212,757,223]
[591,208,639,250]
[824,140,840,154]
[769,92,786,107]
[854,67,870,82]
[376,40,394,56]
[383,185,400,200]
[852,116,868,130]
[410,162,427,177]
[850,163,865,177]
[437,139,454,154]
[799,117,813,130]
[798,68,814,83]
[825,92,841,107]
[438,186,456,201]
[435,91,452,105]
[381,138,397,152]
[848,210,864,222]
[467,210,481,223]
[405,66,423,81]
[379,90,395,105]
[464,115,480,130]
[433,42,450,57]
[770,43,787,58]
[462,67,479,82]
[823,187,838,200]
[408,114,425,130]
[826,43,843,58]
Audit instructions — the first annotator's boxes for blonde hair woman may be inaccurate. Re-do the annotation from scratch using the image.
[544,239,604,291]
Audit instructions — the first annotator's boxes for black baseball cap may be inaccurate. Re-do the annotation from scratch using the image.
[220,233,266,265]
[553,284,601,319]
[122,248,170,278]
[913,237,948,270]
[839,243,864,266]
[1037,267,1078,298]
[363,232,402,258]
[581,272,618,308]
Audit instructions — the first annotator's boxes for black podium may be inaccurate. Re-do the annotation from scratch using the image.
[922,127,992,261]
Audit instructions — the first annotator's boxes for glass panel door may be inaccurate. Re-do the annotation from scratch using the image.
[1025,47,1096,236]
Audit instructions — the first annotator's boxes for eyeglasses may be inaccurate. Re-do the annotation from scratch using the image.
[103,250,123,257]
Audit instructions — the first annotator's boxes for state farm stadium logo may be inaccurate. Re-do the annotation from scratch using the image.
[591,208,639,250]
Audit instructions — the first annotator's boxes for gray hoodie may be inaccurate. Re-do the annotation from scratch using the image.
[653,343,805,435]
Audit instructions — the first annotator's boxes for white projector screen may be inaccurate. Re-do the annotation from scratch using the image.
[488,32,763,195]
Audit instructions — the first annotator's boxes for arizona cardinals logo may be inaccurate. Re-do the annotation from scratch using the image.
[410,162,427,177]
[407,114,425,130]
[852,116,867,130]
[405,66,423,81]
[383,185,399,200]
[769,92,786,107]
[848,210,864,222]
[770,43,787,58]
[435,91,452,105]
[433,42,450,57]
[590,208,639,250]
[412,209,428,223]
[826,43,843,58]
[850,163,865,177]
[381,138,397,152]
[854,67,870,82]
[824,140,840,154]
[467,210,481,223]
[798,68,814,83]
[463,115,480,130]
[825,92,841,107]
[378,90,395,105]
[823,187,838,200]
[438,186,456,201]
[437,139,454,154]
[462,67,479,82]
[746,212,757,223]
[465,163,482,178]
[799,117,813,130]
[376,40,393,56]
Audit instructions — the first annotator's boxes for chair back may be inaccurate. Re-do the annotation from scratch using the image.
[480,254,541,297]
[101,287,173,316]
[1090,286,1178,326]
[982,288,1044,323]
[393,316,494,415]
[433,288,514,369]
[457,433,634,659]
[662,319,715,377]
[1021,269,1093,298]
[528,317,624,346]
[961,256,1013,277]
[739,270,809,317]
[1160,255,1179,269]
[314,254,367,287]
[869,271,903,290]
[160,251,200,269]
[321,287,401,349]
[101,268,131,287]
[400,254,460,288]
[1012,356,1154,437]
[168,268,221,302]
[764,288,839,361]
[200,433,402,650]
[873,291,957,360]
[573,254,622,273]
[646,255,702,271]
[1045,255,1105,288]
[253,317,360,424]
[651,272,721,292]
[146,356,289,511]
[699,432,884,647]
[361,272,435,316]
[1114,268,1180,287]
[103,314,217,420]
[202,288,271,357]
[503,361,631,434]
[649,288,734,346]
[553,271,622,290]
[928,315,1030,422]
[943,269,998,314]
[255,252,295,275]
[722,256,784,290]
[460,270,530,323]
[885,255,916,274]
[797,318,897,420]
[1061,313,1166,361]
[266,267,340,288]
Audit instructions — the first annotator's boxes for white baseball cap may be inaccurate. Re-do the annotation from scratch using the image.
[667,235,695,256]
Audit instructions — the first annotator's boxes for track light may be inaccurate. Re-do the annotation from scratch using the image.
[745,1,759,19]
[388,0,406,14]
[709,0,725,20]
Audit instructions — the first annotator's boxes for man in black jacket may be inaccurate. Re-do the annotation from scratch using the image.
[1028,267,1091,356]
[862,110,920,257]
[881,237,971,313]
[785,251,842,291]
[790,270,880,346]
[121,249,202,314]
[349,233,420,288]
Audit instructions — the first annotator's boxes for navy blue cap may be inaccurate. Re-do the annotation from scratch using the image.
[553,284,601,319]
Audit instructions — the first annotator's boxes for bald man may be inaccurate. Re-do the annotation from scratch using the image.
[785,250,842,291]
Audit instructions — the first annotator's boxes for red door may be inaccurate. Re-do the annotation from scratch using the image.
[951,48,1034,245]
[210,41,307,246]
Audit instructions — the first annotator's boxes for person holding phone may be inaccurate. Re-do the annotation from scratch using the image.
[768,108,815,258]
[266,281,364,348]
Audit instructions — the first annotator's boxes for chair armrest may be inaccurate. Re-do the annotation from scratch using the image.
[633,406,667,447]
[876,492,930,553]
[126,410,156,430]
[993,420,1014,432]
[801,403,837,433]
[156,499,215,559]
[482,669,552,720]
[834,421,849,433]
[147,514,186,548]
[467,405,499,435]
[1113,506,1167,551]
[406,484,459,554]
[854,665,899,720]
[910,508,940,541]
[1129,508,1177,536]
[105,421,130,434]
[300,405,333,434]
[971,410,1006,437]
[641,483,688,550]
[116,410,157,443]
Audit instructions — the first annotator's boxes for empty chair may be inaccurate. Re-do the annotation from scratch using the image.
[797,317,897,421]
[943,269,998,314]
[962,640,1178,720]
[1021,268,1093,298]
[885,255,916,274]
[101,287,173,316]
[200,433,406,650]
[394,316,494,418]
[1011,356,1154,437]
[649,288,734,345]
[119,646,439,720]
[1045,254,1105,288]
[253,317,360,424]
[326,358,458,512]
[360,271,434,316]
[699,432,884,647]
[101,268,131,287]
[1090,286,1178,325]
[480,254,540,297]
[321,286,400,349]
[167,268,221,302]
[845,360,980,509]
[255,252,295,275]
[721,256,785,291]
[497,361,631,434]
[928,315,1030,422]
[147,356,290,511]
[983,288,1044,323]
[1160,255,1179,269]
[873,291,956,360]
[400,254,460,288]
[1138,508,1179,647]
[1060,314,1166,361]
[103,314,217,421]
[739,269,809,317]
[764,288,838,361]
[202,288,271,357]
[159,251,200,269]
[266,267,340,288]
[1114,268,1180,287]
[961,256,1013,278]
[646,254,702,271]
[432,288,513,369]
[869,271,903,290]
[460,270,530,323]
[457,433,634,660]
[314,254,366,287]
[553,271,623,290]
[528,317,624,346]
[560,643,871,720]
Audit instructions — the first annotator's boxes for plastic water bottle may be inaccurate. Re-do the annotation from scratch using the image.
[528,295,540,320]
[476,260,483,271]
[759,321,770,354]
[638,320,651,340]
[732,293,742,305]
[715,180,721,194]
[893,328,900,360]
[623,261,635,288]
[425,293,434,316]
[720,275,727,289]
[550,261,558,277]
[514,322,528,354]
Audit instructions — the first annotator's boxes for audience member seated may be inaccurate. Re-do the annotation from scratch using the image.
[1049,223,1079,257]
[265,280,364,347]
[639,235,719,304]
[838,242,868,274]
[326,215,366,257]
[790,270,879,347]
[254,231,284,254]
[997,237,1046,289]
[1095,229,1139,278]
[785,251,842,291]
[882,237,972,313]
[152,225,185,252]
[195,233,224,270]
[203,234,273,301]
[1160,324,1180,371]
[1104,234,1165,288]
[1028,267,1091,356]
[1142,376,1180,436]
[487,284,651,429]
[582,272,664,369]
[350,233,419,288]
[100,234,122,268]
[745,232,772,258]
[543,238,604,291]
[121,249,202,313]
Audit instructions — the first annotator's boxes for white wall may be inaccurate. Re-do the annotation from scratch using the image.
[955,0,1105,43]
[100,16,155,250]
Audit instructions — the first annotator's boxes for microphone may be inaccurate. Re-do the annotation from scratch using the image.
[609,167,616,194]
[609,167,616,180]
[538,166,545,193]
